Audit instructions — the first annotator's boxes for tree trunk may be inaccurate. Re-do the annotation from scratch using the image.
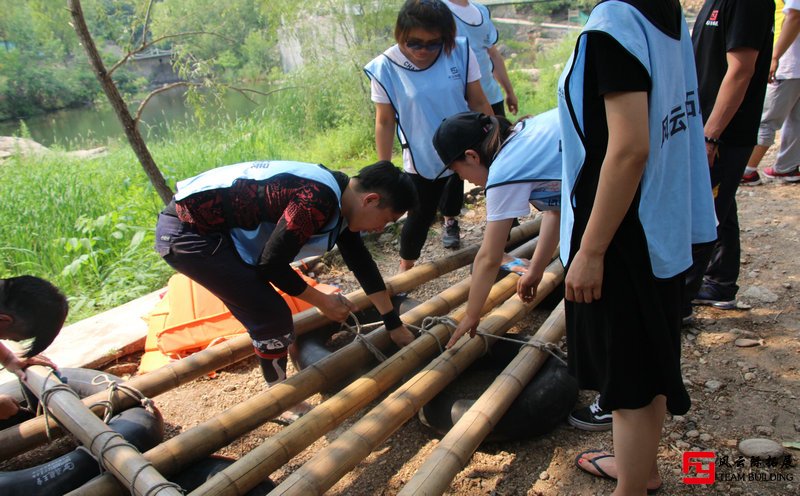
[67,0,174,205]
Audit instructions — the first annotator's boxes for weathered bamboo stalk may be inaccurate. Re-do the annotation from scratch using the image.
[22,366,181,496]
[184,240,544,496]
[399,302,566,496]
[270,261,564,495]
[65,227,541,496]
[0,218,540,462]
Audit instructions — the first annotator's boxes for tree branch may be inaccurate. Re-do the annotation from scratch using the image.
[134,83,303,122]
[108,31,237,77]
[140,0,155,49]
[134,82,200,122]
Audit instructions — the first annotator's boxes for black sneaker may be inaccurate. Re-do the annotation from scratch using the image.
[692,283,736,310]
[568,396,612,431]
[442,219,460,249]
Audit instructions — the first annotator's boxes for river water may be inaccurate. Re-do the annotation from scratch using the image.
[0,85,264,150]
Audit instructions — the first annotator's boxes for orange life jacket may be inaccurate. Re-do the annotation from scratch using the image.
[139,271,339,373]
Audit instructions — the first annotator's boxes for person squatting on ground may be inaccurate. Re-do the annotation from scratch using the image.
[155,160,418,421]
[431,109,561,347]
[0,276,68,420]
[685,0,774,314]
[440,0,520,248]
[742,0,800,185]
[558,1,717,494]
[364,0,493,266]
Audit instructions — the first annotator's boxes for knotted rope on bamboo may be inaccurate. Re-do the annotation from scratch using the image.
[473,330,567,366]
[89,373,157,422]
[408,316,458,354]
[339,312,388,362]
[37,369,79,440]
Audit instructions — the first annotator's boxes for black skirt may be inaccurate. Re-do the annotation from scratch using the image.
[564,189,690,415]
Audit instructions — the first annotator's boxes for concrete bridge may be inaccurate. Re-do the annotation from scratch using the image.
[128,47,180,86]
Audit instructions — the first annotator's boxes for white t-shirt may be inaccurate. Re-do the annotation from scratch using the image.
[369,45,481,104]
[778,0,800,79]
[444,1,482,25]
[369,45,481,172]
[485,180,561,222]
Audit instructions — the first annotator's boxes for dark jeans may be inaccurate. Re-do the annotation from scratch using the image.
[400,173,463,260]
[154,213,294,341]
[684,145,753,307]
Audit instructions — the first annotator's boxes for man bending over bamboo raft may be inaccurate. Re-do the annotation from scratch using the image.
[155,160,418,422]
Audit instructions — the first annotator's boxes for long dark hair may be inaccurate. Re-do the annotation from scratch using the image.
[394,0,457,54]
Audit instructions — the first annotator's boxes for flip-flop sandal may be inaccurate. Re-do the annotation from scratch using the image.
[500,257,528,274]
[575,450,663,494]
[575,449,615,481]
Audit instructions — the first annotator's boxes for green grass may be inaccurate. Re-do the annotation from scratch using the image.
[1,33,573,323]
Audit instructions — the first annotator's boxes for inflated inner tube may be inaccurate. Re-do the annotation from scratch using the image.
[419,339,578,443]
[293,294,420,393]
[0,368,164,496]
[170,455,274,494]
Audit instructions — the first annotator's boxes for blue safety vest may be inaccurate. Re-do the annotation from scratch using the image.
[485,109,562,211]
[557,1,717,278]
[365,38,472,179]
[450,2,503,105]
[175,161,343,265]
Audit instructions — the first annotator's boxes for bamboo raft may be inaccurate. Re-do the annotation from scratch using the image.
[2,218,574,496]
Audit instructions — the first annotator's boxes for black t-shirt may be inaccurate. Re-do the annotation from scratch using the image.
[579,0,682,212]
[691,0,774,146]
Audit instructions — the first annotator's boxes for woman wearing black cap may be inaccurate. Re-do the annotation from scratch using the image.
[432,108,562,347]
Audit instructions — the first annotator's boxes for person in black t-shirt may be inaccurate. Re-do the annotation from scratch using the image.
[685,0,774,315]
[561,1,717,494]
[155,161,418,423]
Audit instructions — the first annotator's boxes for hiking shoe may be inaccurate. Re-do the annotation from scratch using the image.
[763,166,800,182]
[692,284,736,310]
[442,219,460,249]
[568,396,612,431]
[740,170,762,186]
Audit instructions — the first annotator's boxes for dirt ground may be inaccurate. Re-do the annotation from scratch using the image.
[3,161,799,495]
[79,152,797,495]
[2,172,799,495]
[3,6,798,493]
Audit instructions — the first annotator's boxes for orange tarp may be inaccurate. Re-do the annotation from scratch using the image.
[139,271,339,373]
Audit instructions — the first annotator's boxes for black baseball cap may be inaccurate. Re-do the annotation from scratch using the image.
[432,112,494,179]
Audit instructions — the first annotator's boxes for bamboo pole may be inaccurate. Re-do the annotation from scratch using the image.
[399,302,566,496]
[66,226,541,496]
[270,261,564,495]
[22,366,181,496]
[184,239,544,496]
[0,218,540,462]
[73,237,540,496]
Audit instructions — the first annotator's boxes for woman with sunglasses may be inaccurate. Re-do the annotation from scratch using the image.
[431,109,562,348]
[365,0,493,271]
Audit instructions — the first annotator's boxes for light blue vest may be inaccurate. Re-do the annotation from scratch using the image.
[175,161,343,265]
[557,1,717,278]
[451,2,504,105]
[364,38,472,179]
[485,108,562,211]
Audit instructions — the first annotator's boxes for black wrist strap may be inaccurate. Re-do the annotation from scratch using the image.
[381,309,403,330]
[704,136,722,146]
